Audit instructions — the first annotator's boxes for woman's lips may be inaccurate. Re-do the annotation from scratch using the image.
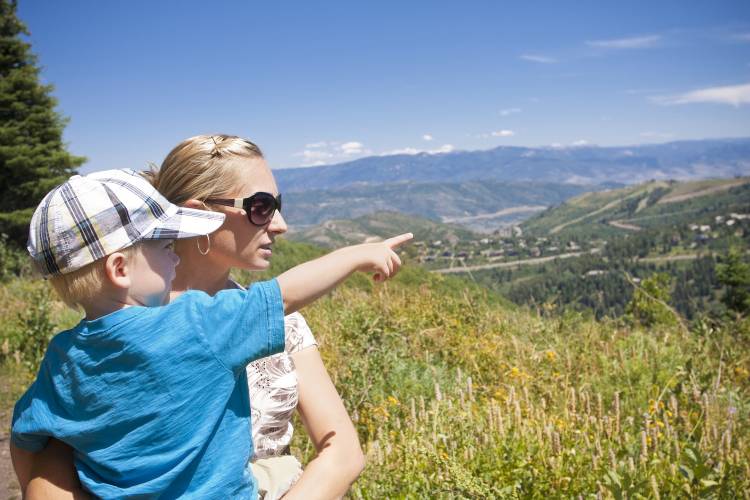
[259,244,273,257]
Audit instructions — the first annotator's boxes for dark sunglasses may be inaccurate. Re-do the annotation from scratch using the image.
[205,192,282,226]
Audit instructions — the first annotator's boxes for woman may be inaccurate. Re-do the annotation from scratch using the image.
[21,135,365,499]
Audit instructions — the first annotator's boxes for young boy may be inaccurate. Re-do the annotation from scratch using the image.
[11,169,411,498]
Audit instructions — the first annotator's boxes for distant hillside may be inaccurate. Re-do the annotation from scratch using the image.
[287,211,480,248]
[284,180,593,232]
[275,138,750,192]
[522,177,750,238]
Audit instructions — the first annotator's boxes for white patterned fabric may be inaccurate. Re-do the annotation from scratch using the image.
[247,312,317,458]
[230,280,318,458]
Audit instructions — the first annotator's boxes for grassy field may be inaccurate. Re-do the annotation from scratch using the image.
[1,240,749,498]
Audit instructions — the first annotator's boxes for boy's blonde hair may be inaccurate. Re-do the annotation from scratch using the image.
[145,134,265,204]
[49,245,138,310]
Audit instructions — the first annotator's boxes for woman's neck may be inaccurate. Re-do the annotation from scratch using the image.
[171,242,231,297]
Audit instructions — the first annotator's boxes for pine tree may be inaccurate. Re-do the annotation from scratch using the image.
[0,0,85,245]
[716,248,750,315]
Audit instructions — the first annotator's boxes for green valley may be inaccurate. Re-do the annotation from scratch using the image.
[288,177,750,320]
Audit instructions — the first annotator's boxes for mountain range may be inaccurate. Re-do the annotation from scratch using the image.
[275,138,750,192]
[275,138,750,232]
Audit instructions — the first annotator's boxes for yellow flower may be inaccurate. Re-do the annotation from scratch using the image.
[545,350,557,362]
[387,395,400,406]
[373,406,390,418]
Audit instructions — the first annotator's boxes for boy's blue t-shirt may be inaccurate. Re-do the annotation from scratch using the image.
[11,279,285,499]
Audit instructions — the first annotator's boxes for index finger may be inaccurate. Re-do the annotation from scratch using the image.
[384,233,413,249]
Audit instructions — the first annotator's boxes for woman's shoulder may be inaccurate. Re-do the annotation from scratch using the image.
[284,312,317,354]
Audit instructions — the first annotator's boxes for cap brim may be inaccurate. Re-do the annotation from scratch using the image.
[141,207,225,240]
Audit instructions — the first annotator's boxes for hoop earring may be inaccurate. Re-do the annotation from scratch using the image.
[197,234,211,255]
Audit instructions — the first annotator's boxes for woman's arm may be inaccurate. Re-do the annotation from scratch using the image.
[10,441,34,491]
[11,439,88,499]
[281,347,365,500]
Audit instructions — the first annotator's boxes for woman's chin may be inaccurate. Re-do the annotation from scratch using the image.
[250,256,272,269]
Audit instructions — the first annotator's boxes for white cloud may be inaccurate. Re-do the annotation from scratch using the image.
[295,149,334,160]
[545,140,594,149]
[477,130,516,139]
[294,140,371,166]
[422,134,433,141]
[499,107,521,116]
[653,82,750,107]
[380,144,455,156]
[293,149,334,166]
[384,147,421,156]
[339,141,365,155]
[520,54,556,64]
[586,35,661,49]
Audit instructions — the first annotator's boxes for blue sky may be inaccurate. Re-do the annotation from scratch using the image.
[17,0,750,172]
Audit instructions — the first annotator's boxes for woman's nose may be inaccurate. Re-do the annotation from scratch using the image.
[269,210,287,234]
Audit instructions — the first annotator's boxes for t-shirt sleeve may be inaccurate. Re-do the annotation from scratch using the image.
[11,374,52,453]
[284,312,317,354]
[193,279,285,375]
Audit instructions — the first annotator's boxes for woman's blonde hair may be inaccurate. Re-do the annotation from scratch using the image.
[145,134,265,204]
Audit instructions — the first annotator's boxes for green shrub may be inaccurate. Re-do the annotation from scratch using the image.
[625,273,679,328]
[0,232,30,281]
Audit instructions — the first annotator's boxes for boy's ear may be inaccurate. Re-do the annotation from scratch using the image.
[183,199,205,210]
[103,252,132,289]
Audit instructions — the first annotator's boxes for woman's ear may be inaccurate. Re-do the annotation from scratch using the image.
[103,252,132,289]
[183,199,206,210]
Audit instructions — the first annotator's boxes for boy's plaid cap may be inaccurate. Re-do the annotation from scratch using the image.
[27,169,226,278]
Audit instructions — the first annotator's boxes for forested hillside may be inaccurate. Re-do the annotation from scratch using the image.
[287,178,750,321]
[283,180,591,231]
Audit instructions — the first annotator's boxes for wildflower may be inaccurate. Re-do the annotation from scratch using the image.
[387,395,400,406]
[545,350,557,362]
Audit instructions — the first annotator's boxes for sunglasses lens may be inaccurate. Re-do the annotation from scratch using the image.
[247,193,279,225]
